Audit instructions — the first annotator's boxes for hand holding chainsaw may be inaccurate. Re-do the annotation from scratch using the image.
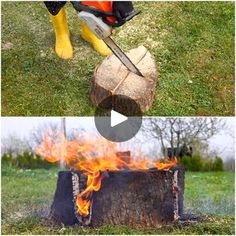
[71,1,138,27]
[113,1,135,23]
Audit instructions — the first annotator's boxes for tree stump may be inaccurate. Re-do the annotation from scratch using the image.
[49,167,184,228]
[91,46,158,113]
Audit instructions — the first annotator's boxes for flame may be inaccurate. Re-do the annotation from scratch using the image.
[156,157,178,171]
[36,132,177,217]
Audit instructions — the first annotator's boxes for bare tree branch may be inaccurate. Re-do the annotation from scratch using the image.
[141,118,225,156]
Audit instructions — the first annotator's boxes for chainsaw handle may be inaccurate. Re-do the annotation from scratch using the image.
[103,10,141,27]
[71,1,141,27]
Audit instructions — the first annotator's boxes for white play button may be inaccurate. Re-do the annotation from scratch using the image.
[111,110,128,127]
[94,95,142,142]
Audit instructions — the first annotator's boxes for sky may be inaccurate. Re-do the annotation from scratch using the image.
[1,117,235,160]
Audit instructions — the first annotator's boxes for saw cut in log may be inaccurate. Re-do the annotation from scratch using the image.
[49,167,184,228]
[91,46,158,113]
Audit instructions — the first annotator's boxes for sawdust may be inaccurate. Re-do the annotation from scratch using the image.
[2,42,14,50]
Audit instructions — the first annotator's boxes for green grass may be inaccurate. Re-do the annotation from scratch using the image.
[184,171,235,216]
[1,1,235,116]
[1,166,235,234]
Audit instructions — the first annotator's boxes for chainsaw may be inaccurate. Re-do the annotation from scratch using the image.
[71,1,143,77]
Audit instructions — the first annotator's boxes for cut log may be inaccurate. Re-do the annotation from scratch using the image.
[49,167,184,228]
[91,46,158,113]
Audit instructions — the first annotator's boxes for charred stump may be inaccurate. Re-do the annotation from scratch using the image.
[91,46,158,113]
[49,167,184,228]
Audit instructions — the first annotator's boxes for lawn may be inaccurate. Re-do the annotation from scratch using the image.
[1,1,235,116]
[1,166,235,235]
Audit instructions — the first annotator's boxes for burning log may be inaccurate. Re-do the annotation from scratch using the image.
[49,167,184,228]
[36,134,182,228]
[91,46,158,113]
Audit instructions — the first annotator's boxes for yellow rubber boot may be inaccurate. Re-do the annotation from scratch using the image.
[80,21,112,56]
[50,8,73,59]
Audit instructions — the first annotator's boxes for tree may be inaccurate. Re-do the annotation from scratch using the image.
[212,156,224,171]
[141,118,225,157]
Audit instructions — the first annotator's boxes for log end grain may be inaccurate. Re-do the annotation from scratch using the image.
[91,46,158,113]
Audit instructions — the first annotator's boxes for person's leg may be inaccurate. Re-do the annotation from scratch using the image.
[49,7,73,59]
[79,21,111,56]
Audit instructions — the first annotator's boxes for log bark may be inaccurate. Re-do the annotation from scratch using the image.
[91,46,158,113]
[49,167,184,228]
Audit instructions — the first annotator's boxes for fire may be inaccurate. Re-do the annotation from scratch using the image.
[156,157,178,171]
[76,171,103,216]
[36,131,177,217]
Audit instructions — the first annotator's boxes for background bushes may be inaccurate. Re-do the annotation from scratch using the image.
[180,155,224,172]
[1,151,58,169]
[2,150,225,172]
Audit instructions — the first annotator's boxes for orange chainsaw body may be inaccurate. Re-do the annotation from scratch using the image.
[82,1,116,23]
